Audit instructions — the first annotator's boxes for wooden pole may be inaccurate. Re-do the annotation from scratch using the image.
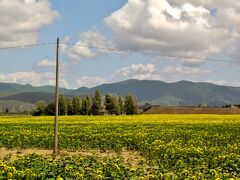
[53,38,60,155]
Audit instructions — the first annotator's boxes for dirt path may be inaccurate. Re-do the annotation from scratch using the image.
[0,148,142,167]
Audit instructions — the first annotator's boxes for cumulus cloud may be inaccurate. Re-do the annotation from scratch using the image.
[62,31,113,63]
[0,0,59,46]
[114,63,161,80]
[33,58,71,74]
[113,63,212,82]
[169,0,240,27]
[156,65,213,83]
[161,66,211,76]
[76,76,106,88]
[0,71,54,86]
[105,0,240,64]
[206,80,240,87]
[0,71,69,88]
[36,59,55,68]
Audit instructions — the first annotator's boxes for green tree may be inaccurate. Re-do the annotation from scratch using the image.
[72,96,81,115]
[67,99,73,115]
[104,95,120,115]
[92,90,102,115]
[112,96,120,115]
[5,108,9,114]
[118,97,124,115]
[44,103,55,116]
[82,96,91,115]
[59,95,68,115]
[105,94,114,114]
[35,101,47,116]
[124,95,137,115]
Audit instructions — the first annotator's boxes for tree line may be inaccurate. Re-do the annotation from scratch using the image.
[34,90,137,116]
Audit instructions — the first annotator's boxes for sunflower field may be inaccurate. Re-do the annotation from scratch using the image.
[0,115,240,179]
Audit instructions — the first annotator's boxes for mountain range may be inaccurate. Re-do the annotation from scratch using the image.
[0,80,240,111]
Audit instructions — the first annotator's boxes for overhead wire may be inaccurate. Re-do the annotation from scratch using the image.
[0,41,238,64]
[0,42,56,50]
[60,42,240,64]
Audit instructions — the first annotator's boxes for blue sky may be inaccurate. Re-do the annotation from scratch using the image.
[0,0,240,88]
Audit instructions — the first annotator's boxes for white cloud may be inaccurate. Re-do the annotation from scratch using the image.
[205,80,228,86]
[105,0,240,64]
[36,59,55,68]
[205,80,240,87]
[76,76,106,88]
[0,71,69,88]
[0,71,54,86]
[0,0,59,46]
[33,58,71,74]
[62,31,113,63]
[162,66,211,75]
[159,65,212,82]
[114,63,161,80]
[113,63,212,82]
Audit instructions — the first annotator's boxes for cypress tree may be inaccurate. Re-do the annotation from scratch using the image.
[124,95,137,115]
[105,94,113,114]
[72,96,81,115]
[82,96,91,115]
[118,96,124,115]
[92,90,102,115]
[59,95,68,115]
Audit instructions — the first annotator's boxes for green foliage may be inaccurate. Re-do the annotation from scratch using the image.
[67,99,73,115]
[34,101,47,116]
[82,96,91,115]
[112,96,120,115]
[105,95,120,115]
[72,96,81,115]
[43,103,55,116]
[36,101,47,112]
[118,97,124,115]
[1,115,240,178]
[104,94,112,113]
[0,154,148,179]
[124,95,137,115]
[91,90,102,115]
[39,90,138,116]
[59,95,68,116]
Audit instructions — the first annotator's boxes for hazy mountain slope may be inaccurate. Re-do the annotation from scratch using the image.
[0,82,70,94]
[72,80,240,106]
[1,80,240,106]
[0,92,75,104]
[0,100,36,113]
[0,92,15,97]
[0,92,55,104]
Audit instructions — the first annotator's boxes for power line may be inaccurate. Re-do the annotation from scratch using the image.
[61,42,240,64]
[0,42,55,50]
[0,41,238,64]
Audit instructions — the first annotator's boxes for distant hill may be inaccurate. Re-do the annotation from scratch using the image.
[1,79,240,106]
[0,100,36,113]
[0,82,70,94]
[0,92,15,98]
[0,92,56,104]
[71,79,240,106]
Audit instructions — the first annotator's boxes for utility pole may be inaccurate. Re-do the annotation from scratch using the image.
[53,38,60,156]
